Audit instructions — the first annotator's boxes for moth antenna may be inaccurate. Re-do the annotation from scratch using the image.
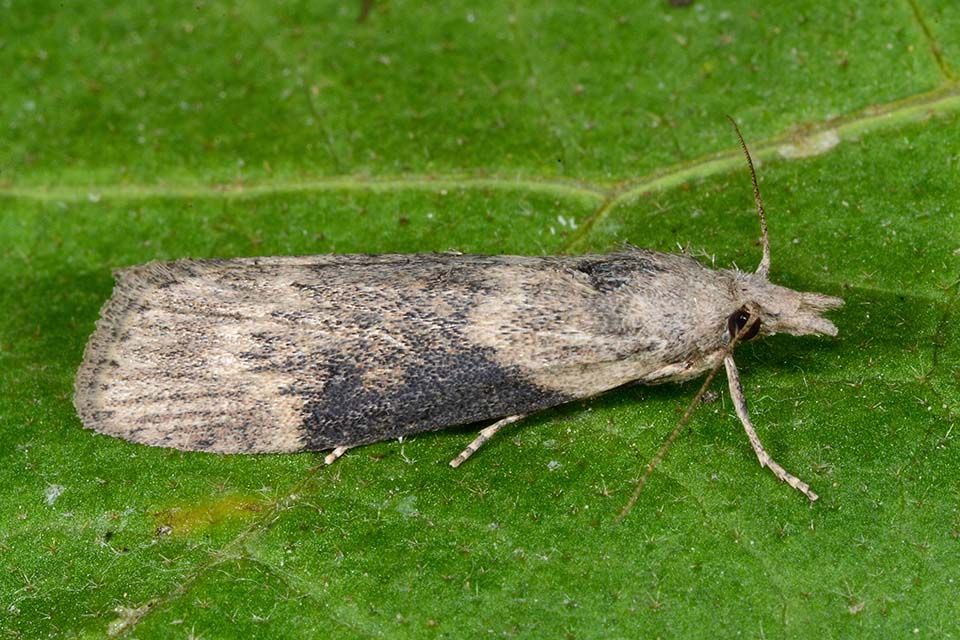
[726,115,771,279]
[613,315,758,524]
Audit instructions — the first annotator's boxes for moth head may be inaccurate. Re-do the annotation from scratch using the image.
[725,116,843,340]
[730,273,843,339]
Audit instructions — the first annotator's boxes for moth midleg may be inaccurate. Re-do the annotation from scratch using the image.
[723,356,819,501]
[449,414,527,468]
[324,446,352,465]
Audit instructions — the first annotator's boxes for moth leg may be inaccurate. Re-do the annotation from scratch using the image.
[723,356,819,501]
[449,414,527,468]
[324,446,351,465]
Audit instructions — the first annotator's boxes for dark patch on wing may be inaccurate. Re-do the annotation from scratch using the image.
[297,346,570,449]
[575,255,662,292]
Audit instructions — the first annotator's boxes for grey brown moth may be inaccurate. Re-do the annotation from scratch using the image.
[74,124,842,501]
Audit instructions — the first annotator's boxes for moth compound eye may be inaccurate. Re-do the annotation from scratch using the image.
[727,307,760,341]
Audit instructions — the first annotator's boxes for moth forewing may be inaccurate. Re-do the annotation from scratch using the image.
[74,251,737,453]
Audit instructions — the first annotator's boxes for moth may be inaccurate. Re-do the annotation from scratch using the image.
[74,123,842,501]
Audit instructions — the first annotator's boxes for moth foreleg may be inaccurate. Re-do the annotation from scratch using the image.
[323,446,352,465]
[723,356,819,502]
[449,414,527,468]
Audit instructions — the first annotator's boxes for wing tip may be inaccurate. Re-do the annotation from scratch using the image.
[73,259,197,420]
[72,258,313,455]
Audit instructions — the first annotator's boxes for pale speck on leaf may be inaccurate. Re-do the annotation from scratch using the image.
[44,484,65,506]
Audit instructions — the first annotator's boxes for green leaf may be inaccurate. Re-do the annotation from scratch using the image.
[1,2,958,638]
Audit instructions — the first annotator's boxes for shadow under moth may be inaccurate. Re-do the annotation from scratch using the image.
[74,122,842,510]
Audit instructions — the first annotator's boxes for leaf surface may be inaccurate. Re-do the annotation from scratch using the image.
[1,2,958,638]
